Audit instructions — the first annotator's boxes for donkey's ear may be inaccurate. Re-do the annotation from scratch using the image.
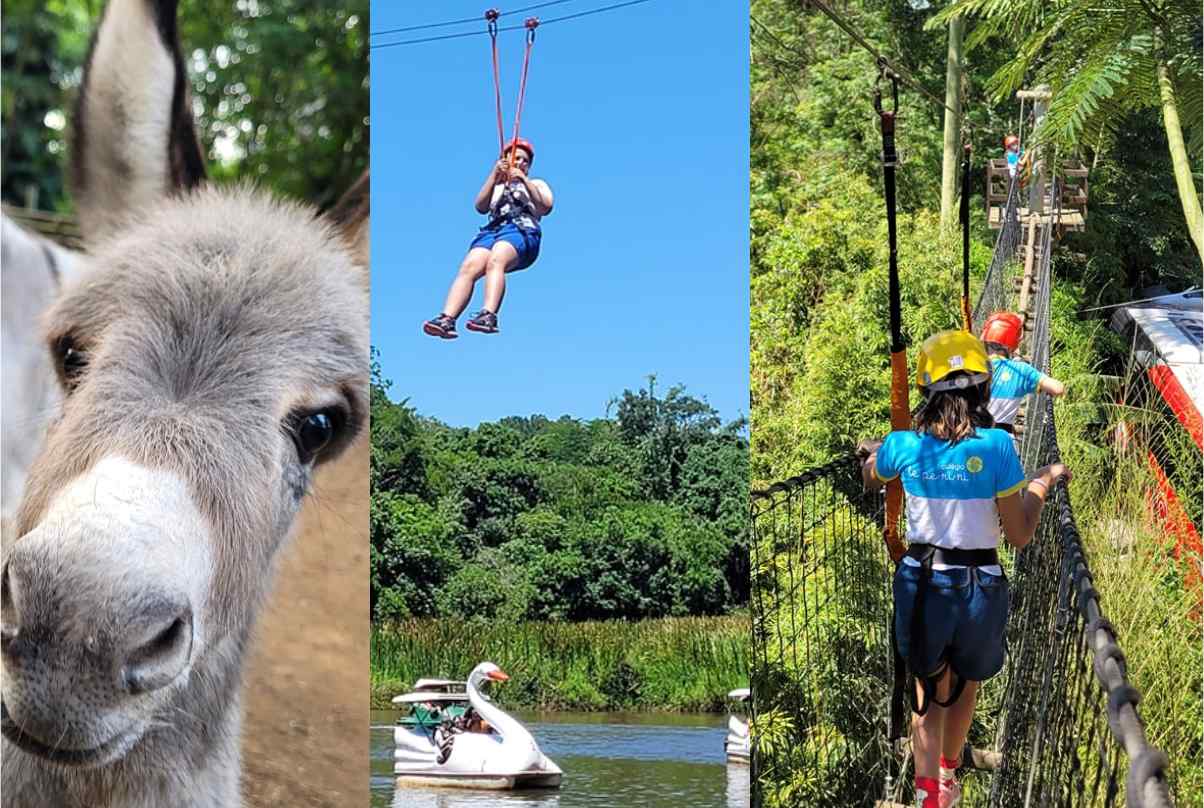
[71,0,205,241]
[324,170,370,273]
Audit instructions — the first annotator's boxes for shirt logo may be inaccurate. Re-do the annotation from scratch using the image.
[1000,370,1012,382]
[966,456,984,473]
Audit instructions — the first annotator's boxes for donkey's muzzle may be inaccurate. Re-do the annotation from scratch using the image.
[0,541,195,762]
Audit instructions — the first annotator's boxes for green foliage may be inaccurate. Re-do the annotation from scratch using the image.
[370,371,749,622]
[2,0,367,211]
[933,0,1201,155]
[370,616,750,713]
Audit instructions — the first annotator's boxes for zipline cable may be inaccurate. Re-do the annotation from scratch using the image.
[371,0,655,50]
[371,0,578,37]
[764,0,977,133]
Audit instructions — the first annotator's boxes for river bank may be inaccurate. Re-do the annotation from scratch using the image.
[370,616,749,711]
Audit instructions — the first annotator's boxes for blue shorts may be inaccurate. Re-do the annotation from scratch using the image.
[893,561,1009,682]
[470,222,541,271]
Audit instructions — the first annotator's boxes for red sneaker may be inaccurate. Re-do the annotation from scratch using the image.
[465,309,499,334]
[423,313,458,339]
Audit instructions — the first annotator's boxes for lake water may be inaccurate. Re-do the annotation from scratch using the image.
[371,710,750,808]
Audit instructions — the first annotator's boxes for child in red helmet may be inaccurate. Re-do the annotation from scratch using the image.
[423,137,554,338]
[981,312,1065,433]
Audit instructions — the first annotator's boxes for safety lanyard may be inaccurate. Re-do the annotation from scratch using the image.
[486,10,539,170]
[875,60,907,566]
[960,143,972,331]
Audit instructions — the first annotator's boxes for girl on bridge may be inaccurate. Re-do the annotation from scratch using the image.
[859,330,1070,808]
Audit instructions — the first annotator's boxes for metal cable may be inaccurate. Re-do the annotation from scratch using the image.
[371,0,655,49]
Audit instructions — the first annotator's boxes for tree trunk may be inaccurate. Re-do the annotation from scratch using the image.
[939,16,966,230]
[1157,60,1204,261]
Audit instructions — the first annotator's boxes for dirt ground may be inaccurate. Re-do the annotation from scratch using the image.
[240,435,370,807]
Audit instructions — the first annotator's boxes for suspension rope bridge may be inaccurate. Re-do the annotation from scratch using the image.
[749,169,1177,806]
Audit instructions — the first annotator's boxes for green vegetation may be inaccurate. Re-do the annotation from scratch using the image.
[370,360,748,623]
[2,0,367,211]
[370,364,750,712]
[932,0,1204,259]
[371,617,749,712]
[752,0,1200,803]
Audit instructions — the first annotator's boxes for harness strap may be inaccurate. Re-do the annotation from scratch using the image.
[959,143,972,331]
[876,61,908,565]
[905,543,1000,567]
[893,544,994,721]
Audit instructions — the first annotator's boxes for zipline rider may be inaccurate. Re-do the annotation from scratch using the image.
[423,137,554,338]
[858,330,1071,808]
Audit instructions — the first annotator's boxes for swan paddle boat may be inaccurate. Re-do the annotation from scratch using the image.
[725,688,751,764]
[393,661,563,790]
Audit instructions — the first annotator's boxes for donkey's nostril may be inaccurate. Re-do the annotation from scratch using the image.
[122,608,193,695]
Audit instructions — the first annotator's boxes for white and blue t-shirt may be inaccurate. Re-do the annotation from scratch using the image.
[876,428,1026,571]
[988,357,1044,426]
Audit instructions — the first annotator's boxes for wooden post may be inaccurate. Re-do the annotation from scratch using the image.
[1017,87,1051,215]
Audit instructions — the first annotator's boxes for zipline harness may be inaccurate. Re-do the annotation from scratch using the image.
[486,9,540,171]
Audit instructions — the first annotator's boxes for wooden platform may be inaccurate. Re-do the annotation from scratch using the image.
[989,206,1085,231]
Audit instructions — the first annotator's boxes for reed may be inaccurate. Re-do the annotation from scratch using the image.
[371,616,750,712]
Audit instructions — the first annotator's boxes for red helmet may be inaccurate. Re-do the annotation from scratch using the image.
[502,137,535,164]
[982,312,1023,352]
[1003,134,1020,149]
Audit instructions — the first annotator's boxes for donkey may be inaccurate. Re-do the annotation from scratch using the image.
[0,0,369,805]
[1,216,84,541]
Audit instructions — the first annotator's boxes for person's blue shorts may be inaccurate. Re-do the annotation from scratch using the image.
[893,561,1009,682]
[469,222,541,271]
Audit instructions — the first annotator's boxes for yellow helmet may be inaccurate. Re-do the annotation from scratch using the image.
[916,330,991,392]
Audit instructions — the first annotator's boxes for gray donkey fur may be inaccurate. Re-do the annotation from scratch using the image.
[0,1,369,805]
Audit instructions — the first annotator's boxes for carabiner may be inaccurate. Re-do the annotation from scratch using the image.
[873,57,899,116]
[485,7,500,36]
[525,16,539,44]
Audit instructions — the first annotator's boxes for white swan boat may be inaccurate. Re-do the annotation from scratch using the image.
[724,688,750,764]
[393,662,563,790]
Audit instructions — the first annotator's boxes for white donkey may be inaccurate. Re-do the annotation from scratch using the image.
[1,216,83,540]
[0,1,369,805]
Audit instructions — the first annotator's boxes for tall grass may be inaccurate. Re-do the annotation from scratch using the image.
[1048,288,1203,803]
[371,616,750,712]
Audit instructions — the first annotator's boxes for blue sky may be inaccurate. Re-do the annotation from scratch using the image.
[370,1,749,427]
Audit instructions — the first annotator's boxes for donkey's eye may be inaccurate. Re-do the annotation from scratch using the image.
[288,408,345,464]
[54,336,89,392]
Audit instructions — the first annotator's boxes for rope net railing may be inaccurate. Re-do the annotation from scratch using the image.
[750,174,1176,807]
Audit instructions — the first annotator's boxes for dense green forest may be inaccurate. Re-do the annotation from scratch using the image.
[751,0,1200,802]
[751,0,1200,483]
[2,0,367,212]
[370,357,750,623]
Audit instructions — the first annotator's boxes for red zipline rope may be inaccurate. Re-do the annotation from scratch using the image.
[507,19,539,169]
[485,10,539,171]
[487,10,506,155]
